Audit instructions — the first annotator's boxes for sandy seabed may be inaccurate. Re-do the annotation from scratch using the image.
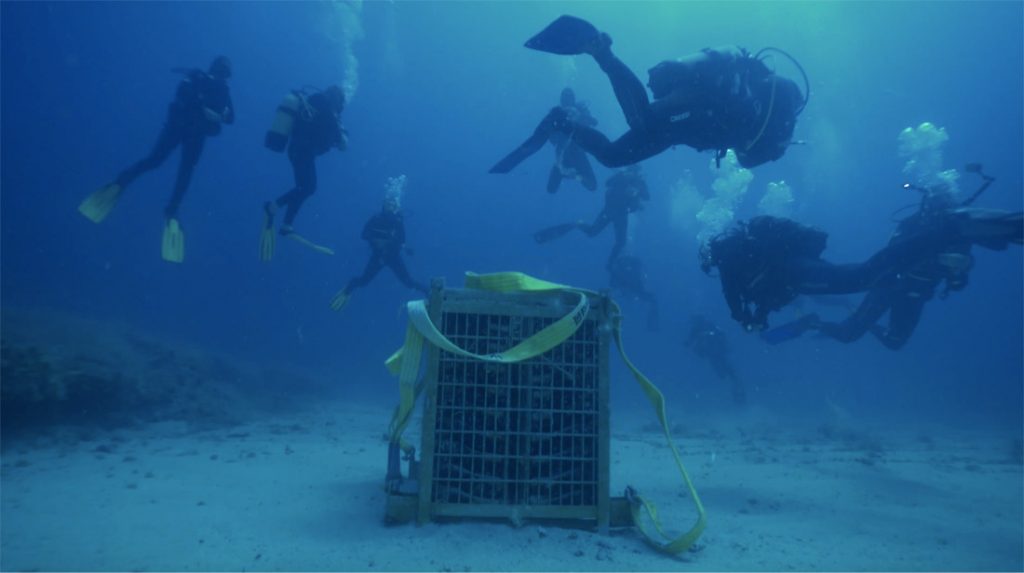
[2,401,1021,572]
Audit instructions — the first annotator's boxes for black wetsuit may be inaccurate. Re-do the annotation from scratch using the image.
[274,92,345,227]
[711,210,1022,331]
[707,216,961,331]
[561,45,803,168]
[547,104,598,193]
[491,99,599,193]
[343,210,428,296]
[534,169,648,263]
[115,69,233,218]
[582,170,649,263]
[815,206,1020,349]
[685,317,745,404]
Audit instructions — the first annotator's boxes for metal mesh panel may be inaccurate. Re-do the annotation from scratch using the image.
[430,310,601,509]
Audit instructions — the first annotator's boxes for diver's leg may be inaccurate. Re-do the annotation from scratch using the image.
[164,134,205,219]
[344,254,385,295]
[589,43,655,132]
[815,285,892,343]
[580,210,611,237]
[489,123,555,174]
[570,126,670,168]
[562,145,597,191]
[546,165,563,194]
[609,211,628,263]
[116,121,180,188]
[953,208,1023,248]
[575,154,598,191]
[871,295,926,350]
[276,149,317,227]
[387,254,429,295]
[708,357,745,404]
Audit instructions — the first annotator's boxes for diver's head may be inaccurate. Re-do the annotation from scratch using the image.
[921,182,957,214]
[698,240,718,274]
[325,85,346,113]
[383,196,400,213]
[560,87,576,107]
[209,56,232,80]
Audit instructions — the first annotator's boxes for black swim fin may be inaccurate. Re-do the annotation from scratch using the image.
[760,313,820,345]
[533,222,580,244]
[525,15,600,55]
[490,130,549,174]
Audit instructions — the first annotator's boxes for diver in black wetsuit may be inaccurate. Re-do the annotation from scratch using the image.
[685,315,746,404]
[114,57,234,219]
[701,216,952,332]
[489,87,598,193]
[78,56,234,263]
[533,165,649,264]
[330,197,428,311]
[705,200,1022,333]
[768,169,1023,349]
[608,254,659,331]
[546,88,599,193]
[491,16,807,173]
[261,85,347,256]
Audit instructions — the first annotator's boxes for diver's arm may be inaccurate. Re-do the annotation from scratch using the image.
[337,126,348,151]
[361,217,376,241]
[220,88,235,125]
[395,218,407,245]
[720,272,754,328]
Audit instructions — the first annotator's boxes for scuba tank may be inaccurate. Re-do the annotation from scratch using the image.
[265,91,305,152]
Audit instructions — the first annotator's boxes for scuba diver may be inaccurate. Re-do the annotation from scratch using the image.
[260,85,348,261]
[329,196,429,312]
[78,56,235,263]
[703,176,1022,333]
[491,87,599,194]
[533,164,649,264]
[490,15,808,174]
[685,315,746,404]
[608,254,659,331]
[763,164,1023,349]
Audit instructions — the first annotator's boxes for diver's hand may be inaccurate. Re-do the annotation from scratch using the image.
[202,107,223,123]
[743,321,766,333]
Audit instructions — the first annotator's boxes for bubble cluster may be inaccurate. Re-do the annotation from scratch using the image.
[898,122,960,194]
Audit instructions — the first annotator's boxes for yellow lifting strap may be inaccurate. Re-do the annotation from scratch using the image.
[384,271,706,555]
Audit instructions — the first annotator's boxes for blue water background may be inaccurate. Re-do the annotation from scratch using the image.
[2,1,1021,431]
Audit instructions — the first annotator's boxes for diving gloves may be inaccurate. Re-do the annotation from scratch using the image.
[161,218,185,263]
[329,288,350,312]
[78,183,123,223]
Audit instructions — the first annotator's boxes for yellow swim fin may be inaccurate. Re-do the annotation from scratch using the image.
[329,288,350,312]
[285,229,335,256]
[78,183,123,223]
[161,218,185,263]
[259,209,275,262]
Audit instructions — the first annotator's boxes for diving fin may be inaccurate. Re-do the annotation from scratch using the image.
[329,288,350,312]
[283,229,335,256]
[533,222,581,244]
[259,204,275,262]
[78,183,123,223]
[161,218,185,263]
[760,313,820,345]
[490,130,549,174]
[525,15,601,55]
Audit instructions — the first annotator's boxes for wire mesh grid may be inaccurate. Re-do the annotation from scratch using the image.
[429,309,601,508]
